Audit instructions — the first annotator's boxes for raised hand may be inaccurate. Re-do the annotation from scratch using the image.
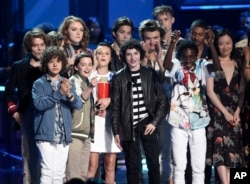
[205,26,215,45]
[171,30,181,43]
[59,78,71,95]
[90,76,98,87]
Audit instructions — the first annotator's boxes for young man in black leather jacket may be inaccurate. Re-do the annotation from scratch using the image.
[111,39,168,184]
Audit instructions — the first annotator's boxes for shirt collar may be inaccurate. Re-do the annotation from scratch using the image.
[45,74,64,82]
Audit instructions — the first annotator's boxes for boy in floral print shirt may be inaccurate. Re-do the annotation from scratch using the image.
[164,35,212,184]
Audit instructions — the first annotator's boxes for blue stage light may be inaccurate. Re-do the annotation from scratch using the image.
[0,86,5,92]
[180,4,250,10]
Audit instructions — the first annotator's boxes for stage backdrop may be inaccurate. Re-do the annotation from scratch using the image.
[24,0,153,30]
[24,0,69,30]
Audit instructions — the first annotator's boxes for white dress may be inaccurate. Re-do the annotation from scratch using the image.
[90,71,121,153]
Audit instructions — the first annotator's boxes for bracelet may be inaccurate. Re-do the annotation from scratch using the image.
[67,94,74,100]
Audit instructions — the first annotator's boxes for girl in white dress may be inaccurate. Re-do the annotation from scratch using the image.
[87,42,120,184]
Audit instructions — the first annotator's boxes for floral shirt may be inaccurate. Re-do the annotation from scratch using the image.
[47,74,65,144]
[166,58,211,130]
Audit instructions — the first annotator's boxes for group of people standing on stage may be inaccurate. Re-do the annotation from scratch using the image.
[3,4,250,184]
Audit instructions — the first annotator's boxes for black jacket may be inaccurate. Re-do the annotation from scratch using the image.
[4,55,43,114]
[110,65,168,141]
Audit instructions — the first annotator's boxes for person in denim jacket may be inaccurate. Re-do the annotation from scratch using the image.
[32,46,82,184]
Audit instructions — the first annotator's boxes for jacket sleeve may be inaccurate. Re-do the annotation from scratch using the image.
[68,81,83,110]
[4,63,18,115]
[32,78,65,111]
[110,74,120,136]
[152,69,168,127]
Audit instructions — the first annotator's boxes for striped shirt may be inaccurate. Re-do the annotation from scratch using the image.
[131,71,148,126]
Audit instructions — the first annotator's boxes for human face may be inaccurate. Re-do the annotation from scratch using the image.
[190,27,206,47]
[143,31,161,51]
[180,48,197,70]
[31,37,46,59]
[68,21,84,45]
[113,25,132,46]
[156,13,175,32]
[96,46,111,68]
[47,56,62,79]
[217,35,233,58]
[74,57,93,78]
[125,48,141,71]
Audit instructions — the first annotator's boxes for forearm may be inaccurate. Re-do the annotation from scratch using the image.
[163,42,175,71]
[207,90,228,115]
[157,58,165,74]
[208,41,220,71]
[234,106,241,117]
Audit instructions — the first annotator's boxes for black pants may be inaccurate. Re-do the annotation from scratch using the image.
[122,117,160,184]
